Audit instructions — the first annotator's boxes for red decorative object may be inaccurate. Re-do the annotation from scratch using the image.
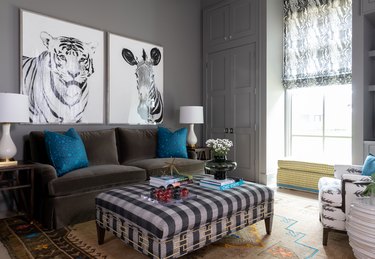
[181,188,189,197]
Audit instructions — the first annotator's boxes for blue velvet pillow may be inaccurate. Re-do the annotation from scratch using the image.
[157,127,188,158]
[362,154,375,176]
[44,128,89,177]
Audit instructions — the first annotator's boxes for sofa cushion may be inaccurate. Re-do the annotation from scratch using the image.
[48,165,146,196]
[126,158,204,178]
[79,129,119,165]
[44,128,89,177]
[29,129,119,166]
[362,154,375,176]
[117,128,157,164]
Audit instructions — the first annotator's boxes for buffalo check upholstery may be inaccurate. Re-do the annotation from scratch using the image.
[96,182,274,259]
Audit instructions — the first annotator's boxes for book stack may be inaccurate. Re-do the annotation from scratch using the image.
[200,177,244,190]
[190,174,210,184]
[149,175,190,187]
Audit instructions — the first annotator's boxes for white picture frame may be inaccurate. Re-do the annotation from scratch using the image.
[20,10,105,124]
[108,33,164,125]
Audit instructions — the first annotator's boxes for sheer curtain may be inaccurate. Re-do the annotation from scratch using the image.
[282,0,352,89]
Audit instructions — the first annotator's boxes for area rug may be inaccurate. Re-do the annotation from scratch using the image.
[0,189,355,259]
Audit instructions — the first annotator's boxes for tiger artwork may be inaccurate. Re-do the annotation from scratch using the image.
[22,31,97,123]
[122,48,163,124]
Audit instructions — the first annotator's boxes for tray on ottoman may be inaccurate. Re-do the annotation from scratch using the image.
[96,182,274,259]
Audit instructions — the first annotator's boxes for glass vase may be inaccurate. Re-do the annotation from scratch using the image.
[205,155,237,180]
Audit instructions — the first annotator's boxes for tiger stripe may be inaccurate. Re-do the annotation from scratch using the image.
[21,33,96,123]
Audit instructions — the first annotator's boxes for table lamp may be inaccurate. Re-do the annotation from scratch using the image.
[179,106,204,148]
[0,93,29,165]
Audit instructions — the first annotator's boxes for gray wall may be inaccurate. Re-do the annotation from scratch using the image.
[0,0,202,159]
[264,0,284,184]
[201,0,224,8]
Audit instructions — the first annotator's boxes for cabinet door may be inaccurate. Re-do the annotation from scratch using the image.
[228,44,257,181]
[204,5,230,47]
[229,0,257,41]
[362,0,375,14]
[206,50,231,141]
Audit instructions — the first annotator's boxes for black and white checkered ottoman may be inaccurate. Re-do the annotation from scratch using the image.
[96,182,274,259]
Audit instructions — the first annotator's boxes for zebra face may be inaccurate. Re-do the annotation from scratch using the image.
[135,62,155,103]
[122,47,162,123]
[40,32,97,105]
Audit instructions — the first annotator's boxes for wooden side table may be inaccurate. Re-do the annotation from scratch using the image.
[187,147,211,160]
[346,197,375,258]
[0,161,36,220]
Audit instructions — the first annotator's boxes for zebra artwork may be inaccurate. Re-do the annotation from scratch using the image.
[121,48,163,124]
[22,31,97,123]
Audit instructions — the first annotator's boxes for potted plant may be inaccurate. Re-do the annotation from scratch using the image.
[205,138,237,180]
[362,173,375,205]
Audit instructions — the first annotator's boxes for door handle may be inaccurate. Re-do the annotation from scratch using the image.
[225,128,229,133]
[230,128,234,134]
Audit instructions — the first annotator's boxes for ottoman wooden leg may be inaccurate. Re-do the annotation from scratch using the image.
[96,222,105,245]
[323,227,329,246]
[265,216,273,235]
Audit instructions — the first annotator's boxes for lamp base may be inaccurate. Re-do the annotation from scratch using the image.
[186,124,198,148]
[0,158,18,167]
[187,143,196,148]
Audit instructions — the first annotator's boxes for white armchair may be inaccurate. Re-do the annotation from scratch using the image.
[319,164,372,245]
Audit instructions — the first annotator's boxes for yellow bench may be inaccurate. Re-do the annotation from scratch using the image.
[277,159,334,193]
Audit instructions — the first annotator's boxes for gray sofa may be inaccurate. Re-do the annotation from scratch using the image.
[28,128,204,229]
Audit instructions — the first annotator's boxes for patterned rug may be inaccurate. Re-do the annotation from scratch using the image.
[0,189,355,259]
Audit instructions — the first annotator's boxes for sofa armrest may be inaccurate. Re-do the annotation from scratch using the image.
[334,164,362,180]
[33,163,57,221]
[342,173,371,182]
[34,163,57,195]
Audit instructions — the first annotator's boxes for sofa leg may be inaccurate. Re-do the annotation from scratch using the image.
[323,228,329,246]
[96,222,105,245]
[265,216,273,235]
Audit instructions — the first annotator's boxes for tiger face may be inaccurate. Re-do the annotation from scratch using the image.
[40,32,97,106]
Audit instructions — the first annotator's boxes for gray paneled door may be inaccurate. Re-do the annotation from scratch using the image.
[204,0,257,48]
[205,4,230,47]
[206,43,257,181]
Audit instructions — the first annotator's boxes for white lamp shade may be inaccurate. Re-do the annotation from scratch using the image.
[179,106,204,124]
[0,93,29,123]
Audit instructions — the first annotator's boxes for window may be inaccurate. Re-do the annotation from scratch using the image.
[286,85,352,163]
[283,0,352,164]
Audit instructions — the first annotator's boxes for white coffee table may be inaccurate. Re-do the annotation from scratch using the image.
[346,197,375,259]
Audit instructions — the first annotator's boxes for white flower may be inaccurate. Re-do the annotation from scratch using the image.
[205,138,233,156]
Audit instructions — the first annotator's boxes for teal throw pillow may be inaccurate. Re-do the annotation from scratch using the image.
[362,154,375,176]
[157,127,188,158]
[44,128,89,177]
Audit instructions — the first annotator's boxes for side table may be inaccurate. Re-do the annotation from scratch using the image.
[187,147,211,160]
[0,161,36,220]
[346,197,375,259]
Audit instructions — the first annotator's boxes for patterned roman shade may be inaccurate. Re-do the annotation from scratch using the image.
[282,0,352,89]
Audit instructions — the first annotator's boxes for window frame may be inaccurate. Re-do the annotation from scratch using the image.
[285,86,352,161]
